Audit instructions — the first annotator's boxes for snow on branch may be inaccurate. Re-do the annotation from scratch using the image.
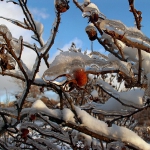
[74,107,150,150]
[21,100,150,150]
[38,12,61,57]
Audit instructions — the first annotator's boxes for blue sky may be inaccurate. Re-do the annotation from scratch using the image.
[0,0,150,102]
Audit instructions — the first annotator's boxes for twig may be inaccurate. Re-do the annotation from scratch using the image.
[41,12,61,57]
[137,49,142,84]
[128,0,142,84]
[18,37,23,60]
[110,105,149,125]
[128,0,142,30]
[72,0,83,12]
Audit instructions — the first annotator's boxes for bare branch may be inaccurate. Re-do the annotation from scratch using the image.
[128,0,143,84]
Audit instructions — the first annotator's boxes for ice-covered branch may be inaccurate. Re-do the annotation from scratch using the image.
[38,12,61,57]
[20,122,71,144]
[13,37,35,51]
[0,16,34,30]
[0,71,25,81]
[0,26,32,113]
[128,0,142,30]
[99,19,150,54]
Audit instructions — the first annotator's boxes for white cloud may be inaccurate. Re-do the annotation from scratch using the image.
[49,37,83,63]
[0,2,47,100]
[30,8,50,20]
[61,37,83,51]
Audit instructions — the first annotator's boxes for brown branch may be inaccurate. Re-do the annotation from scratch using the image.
[63,90,82,124]
[103,29,150,53]
[13,38,35,51]
[0,140,9,150]
[18,38,23,60]
[65,122,138,150]
[1,33,29,82]
[137,49,142,84]
[21,122,71,144]
[128,0,142,30]
[72,0,83,12]
[128,0,142,84]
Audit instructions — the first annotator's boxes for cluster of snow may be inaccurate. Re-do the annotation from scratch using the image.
[83,2,100,14]
[62,108,75,122]
[21,97,150,149]
[97,77,144,108]
[91,89,98,98]
[74,107,150,150]
[82,1,106,20]
[22,99,75,123]
[22,99,61,118]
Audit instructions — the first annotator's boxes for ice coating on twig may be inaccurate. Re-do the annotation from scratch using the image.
[99,19,150,52]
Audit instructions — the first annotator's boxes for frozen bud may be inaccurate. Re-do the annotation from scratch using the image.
[21,128,29,141]
[85,23,97,41]
[54,0,69,13]
[30,114,36,121]
[83,3,100,22]
[90,9,99,22]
